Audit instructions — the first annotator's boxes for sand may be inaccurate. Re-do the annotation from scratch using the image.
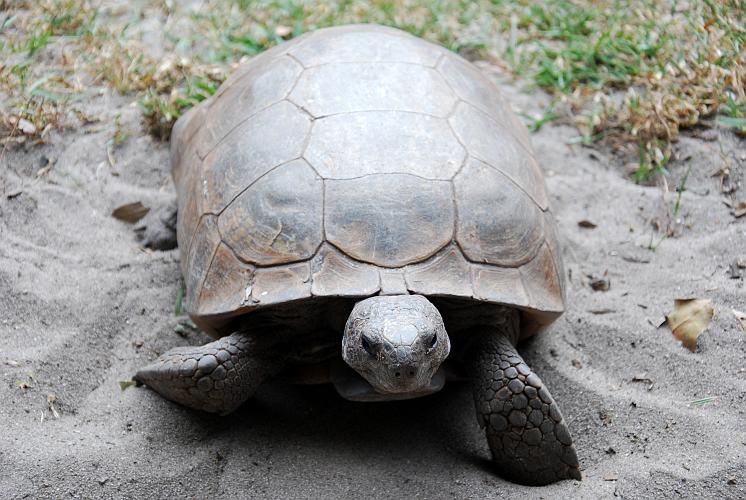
[1,54,745,500]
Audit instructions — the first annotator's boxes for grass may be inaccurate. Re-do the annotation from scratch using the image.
[1,0,744,182]
[689,396,716,407]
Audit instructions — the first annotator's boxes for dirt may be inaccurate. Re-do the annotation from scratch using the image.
[1,56,745,500]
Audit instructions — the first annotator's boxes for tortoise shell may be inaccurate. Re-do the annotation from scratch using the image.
[171,24,565,340]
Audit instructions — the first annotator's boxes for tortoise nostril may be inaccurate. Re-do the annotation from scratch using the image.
[408,370,415,377]
[395,371,401,377]
[361,335,376,356]
[427,333,437,349]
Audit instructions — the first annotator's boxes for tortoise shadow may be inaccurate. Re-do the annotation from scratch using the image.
[174,380,496,472]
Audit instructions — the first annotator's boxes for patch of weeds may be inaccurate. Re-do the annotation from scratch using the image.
[140,73,221,140]
[717,95,746,135]
[519,102,559,133]
[1,0,743,159]
[633,140,671,184]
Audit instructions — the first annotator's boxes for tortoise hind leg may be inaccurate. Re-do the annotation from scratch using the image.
[469,326,581,485]
[134,332,280,415]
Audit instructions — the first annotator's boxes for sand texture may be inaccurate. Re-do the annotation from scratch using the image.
[1,71,745,499]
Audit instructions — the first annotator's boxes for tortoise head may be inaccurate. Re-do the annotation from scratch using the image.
[342,295,450,395]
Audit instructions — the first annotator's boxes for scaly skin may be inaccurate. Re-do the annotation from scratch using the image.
[469,317,581,485]
[134,332,280,415]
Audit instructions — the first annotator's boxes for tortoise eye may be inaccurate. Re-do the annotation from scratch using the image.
[361,335,376,356]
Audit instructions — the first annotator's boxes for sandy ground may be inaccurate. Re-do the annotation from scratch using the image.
[1,56,746,499]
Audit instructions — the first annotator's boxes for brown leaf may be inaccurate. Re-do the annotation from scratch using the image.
[112,202,150,223]
[733,309,746,332]
[119,380,137,391]
[733,201,746,218]
[588,275,610,291]
[578,219,597,229]
[665,299,714,351]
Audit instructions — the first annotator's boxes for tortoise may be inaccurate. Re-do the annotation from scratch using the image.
[134,24,580,485]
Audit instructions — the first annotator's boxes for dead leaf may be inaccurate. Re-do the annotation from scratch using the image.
[733,309,746,332]
[588,308,615,314]
[665,299,714,351]
[728,263,743,279]
[17,117,37,135]
[631,373,654,390]
[47,393,60,418]
[603,472,618,481]
[598,410,612,426]
[119,380,137,391]
[578,219,597,229]
[588,275,610,291]
[112,202,150,223]
[734,201,746,218]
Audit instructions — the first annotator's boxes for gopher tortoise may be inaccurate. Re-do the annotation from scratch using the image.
[134,24,580,485]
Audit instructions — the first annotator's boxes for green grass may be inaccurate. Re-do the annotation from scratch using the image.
[690,396,716,407]
[1,0,744,176]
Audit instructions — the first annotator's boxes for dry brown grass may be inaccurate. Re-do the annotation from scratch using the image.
[1,0,743,181]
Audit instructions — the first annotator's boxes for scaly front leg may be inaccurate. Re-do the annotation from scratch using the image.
[469,318,581,485]
[134,332,281,415]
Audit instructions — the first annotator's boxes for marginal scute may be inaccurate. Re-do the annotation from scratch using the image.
[311,245,380,297]
[171,104,208,185]
[405,246,473,297]
[450,102,548,210]
[251,263,311,305]
[288,26,442,67]
[197,56,303,159]
[437,53,531,151]
[185,215,220,314]
[542,211,566,302]
[219,159,323,266]
[176,152,205,274]
[325,174,454,267]
[379,270,408,296]
[201,101,311,213]
[289,62,456,117]
[304,111,464,180]
[454,158,545,266]
[472,266,529,307]
[197,242,255,317]
[521,243,564,314]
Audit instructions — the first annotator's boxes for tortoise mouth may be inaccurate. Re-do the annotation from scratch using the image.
[331,360,446,402]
